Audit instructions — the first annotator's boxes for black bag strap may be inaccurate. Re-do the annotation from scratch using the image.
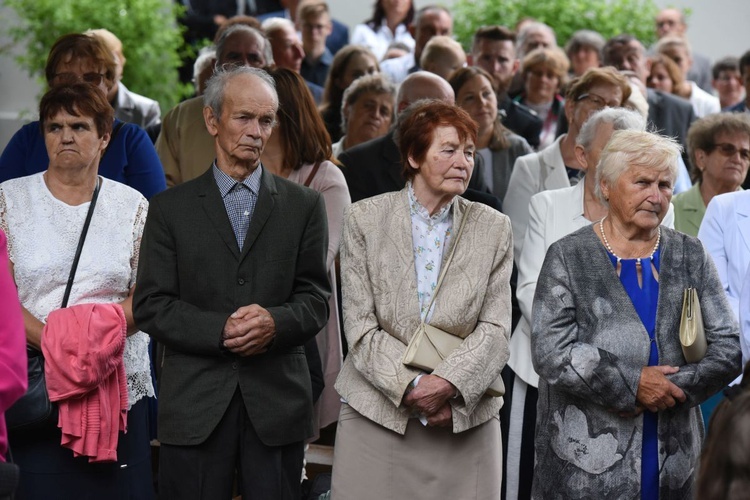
[61,177,100,308]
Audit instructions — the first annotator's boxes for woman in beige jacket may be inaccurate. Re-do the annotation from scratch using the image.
[331,101,513,500]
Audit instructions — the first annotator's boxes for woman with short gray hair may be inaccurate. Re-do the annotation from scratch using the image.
[332,73,396,158]
[531,129,741,498]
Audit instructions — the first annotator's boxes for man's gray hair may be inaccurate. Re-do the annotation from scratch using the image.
[215,25,273,66]
[517,22,557,57]
[262,16,295,37]
[413,4,451,27]
[565,29,605,61]
[203,66,277,119]
[577,108,646,150]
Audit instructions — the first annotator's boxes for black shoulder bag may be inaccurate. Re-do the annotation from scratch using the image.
[6,178,101,432]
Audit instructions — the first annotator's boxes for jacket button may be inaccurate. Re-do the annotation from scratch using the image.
[232,362,238,370]
[237,278,245,285]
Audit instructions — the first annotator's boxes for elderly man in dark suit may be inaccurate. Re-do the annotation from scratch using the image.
[134,66,330,500]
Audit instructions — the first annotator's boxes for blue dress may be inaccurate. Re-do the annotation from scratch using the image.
[608,249,661,500]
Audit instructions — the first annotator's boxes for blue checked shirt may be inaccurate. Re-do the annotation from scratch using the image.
[213,164,262,249]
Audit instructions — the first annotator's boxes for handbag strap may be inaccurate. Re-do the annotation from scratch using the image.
[61,177,101,308]
[303,161,321,187]
[421,203,472,321]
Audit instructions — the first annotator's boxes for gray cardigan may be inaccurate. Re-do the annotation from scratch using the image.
[531,225,741,499]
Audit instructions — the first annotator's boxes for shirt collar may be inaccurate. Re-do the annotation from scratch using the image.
[212,163,263,198]
[407,181,453,224]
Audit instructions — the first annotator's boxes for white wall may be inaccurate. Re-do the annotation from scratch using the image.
[1,0,748,151]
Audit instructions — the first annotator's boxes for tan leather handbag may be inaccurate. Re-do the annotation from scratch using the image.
[679,287,706,363]
[402,205,505,397]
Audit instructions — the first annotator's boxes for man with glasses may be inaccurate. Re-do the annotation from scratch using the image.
[654,8,713,93]
[712,57,745,110]
[258,0,349,55]
[297,0,334,87]
[380,5,453,85]
[728,50,750,115]
[156,25,272,187]
[503,67,631,261]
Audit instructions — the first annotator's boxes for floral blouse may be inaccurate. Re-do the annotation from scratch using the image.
[407,183,454,322]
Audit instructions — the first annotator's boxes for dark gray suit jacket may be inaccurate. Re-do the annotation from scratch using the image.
[133,167,331,446]
[647,88,696,164]
[338,129,498,208]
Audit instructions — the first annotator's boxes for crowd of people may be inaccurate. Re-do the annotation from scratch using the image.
[1,1,750,499]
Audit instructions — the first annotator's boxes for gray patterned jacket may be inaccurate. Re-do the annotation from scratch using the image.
[531,225,741,499]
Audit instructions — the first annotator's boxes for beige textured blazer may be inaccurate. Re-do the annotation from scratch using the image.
[335,189,513,435]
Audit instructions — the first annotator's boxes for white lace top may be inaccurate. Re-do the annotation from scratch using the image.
[0,173,155,408]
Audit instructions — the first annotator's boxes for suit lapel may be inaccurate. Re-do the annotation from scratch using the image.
[737,200,750,253]
[239,169,277,263]
[115,86,135,122]
[198,169,241,260]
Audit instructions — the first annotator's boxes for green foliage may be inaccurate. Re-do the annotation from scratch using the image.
[2,0,191,112]
[453,0,660,52]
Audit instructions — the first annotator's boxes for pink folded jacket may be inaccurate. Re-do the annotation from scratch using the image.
[42,303,128,463]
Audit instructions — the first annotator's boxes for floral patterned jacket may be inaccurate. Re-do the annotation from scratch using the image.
[531,225,741,499]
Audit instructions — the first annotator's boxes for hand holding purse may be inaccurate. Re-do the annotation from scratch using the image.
[679,287,706,363]
[402,205,505,398]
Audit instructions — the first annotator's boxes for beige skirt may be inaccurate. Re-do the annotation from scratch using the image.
[330,403,502,500]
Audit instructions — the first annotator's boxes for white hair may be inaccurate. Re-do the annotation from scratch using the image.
[595,130,682,205]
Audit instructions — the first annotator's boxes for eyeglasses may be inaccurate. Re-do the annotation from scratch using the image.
[575,92,620,109]
[52,72,105,86]
[302,23,328,32]
[710,143,750,162]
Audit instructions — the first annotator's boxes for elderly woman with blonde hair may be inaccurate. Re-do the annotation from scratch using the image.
[531,129,741,499]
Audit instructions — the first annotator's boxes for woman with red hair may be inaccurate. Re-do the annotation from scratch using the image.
[331,100,512,499]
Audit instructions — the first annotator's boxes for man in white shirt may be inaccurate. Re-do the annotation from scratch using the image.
[380,5,452,84]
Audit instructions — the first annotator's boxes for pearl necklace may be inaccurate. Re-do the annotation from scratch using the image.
[599,216,660,264]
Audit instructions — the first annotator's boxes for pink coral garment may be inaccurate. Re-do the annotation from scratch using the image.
[41,303,128,463]
[0,229,27,462]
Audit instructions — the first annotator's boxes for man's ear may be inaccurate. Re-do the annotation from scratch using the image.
[466,53,474,66]
[511,59,520,76]
[203,106,218,137]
